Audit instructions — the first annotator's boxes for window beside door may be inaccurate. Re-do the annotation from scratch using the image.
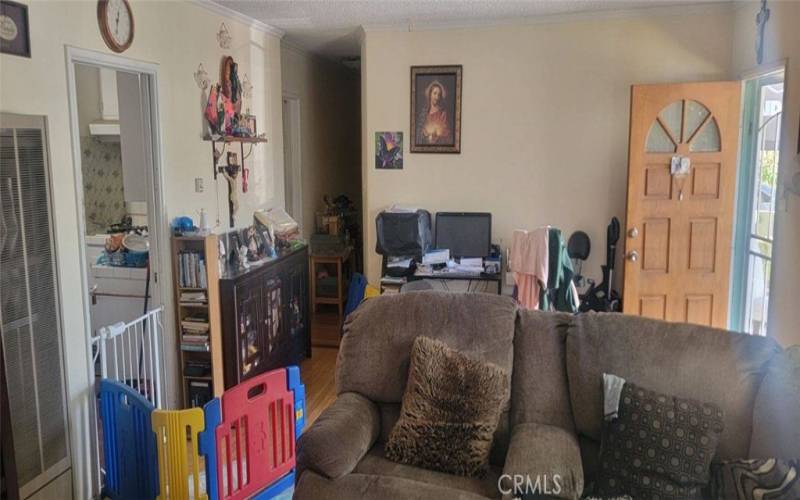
[731,72,784,336]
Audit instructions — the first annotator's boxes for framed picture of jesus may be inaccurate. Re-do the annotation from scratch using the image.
[410,65,462,153]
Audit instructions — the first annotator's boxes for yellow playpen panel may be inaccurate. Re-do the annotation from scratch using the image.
[152,408,206,500]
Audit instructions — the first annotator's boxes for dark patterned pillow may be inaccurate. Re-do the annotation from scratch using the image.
[709,458,800,499]
[385,336,509,477]
[597,379,725,499]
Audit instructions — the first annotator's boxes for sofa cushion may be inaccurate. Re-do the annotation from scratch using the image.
[596,378,724,499]
[511,310,574,430]
[355,443,502,498]
[295,470,491,500]
[566,313,781,459]
[385,336,510,477]
[749,346,800,459]
[337,291,517,404]
[500,422,584,499]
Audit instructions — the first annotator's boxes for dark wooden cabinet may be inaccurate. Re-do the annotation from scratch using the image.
[219,245,310,388]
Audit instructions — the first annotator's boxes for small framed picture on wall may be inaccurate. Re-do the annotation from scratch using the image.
[410,65,462,153]
[375,132,403,169]
[0,0,31,58]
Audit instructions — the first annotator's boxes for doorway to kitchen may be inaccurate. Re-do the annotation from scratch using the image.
[65,47,169,497]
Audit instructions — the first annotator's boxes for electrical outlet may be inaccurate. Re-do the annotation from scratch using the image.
[195,178,204,193]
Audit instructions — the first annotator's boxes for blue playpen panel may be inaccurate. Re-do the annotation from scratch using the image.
[199,397,222,500]
[99,379,159,500]
[287,365,306,438]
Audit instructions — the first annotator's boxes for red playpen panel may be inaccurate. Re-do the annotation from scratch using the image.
[214,369,296,500]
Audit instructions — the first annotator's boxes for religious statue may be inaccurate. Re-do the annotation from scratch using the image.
[221,152,241,225]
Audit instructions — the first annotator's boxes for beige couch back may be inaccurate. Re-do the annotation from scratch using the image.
[565,313,782,462]
[337,293,796,476]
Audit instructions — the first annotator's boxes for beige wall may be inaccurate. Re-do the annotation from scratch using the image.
[731,1,800,347]
[0,1,284,497]
[281,45,361,238]
[361,5,735,291]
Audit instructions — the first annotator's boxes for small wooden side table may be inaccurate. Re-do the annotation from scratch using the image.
[309,246,354,322]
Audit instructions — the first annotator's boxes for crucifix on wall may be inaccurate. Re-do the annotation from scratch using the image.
[755,0,770,65]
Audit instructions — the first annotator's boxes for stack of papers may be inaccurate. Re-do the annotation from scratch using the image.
[387,256,413,268]
[452,257,484,275]
[422,249,450,265]
[180,291,207,303]
[459,258,483,267]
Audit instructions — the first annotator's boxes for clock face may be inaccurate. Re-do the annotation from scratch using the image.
[98,0,133,52]
[105,0,131,45]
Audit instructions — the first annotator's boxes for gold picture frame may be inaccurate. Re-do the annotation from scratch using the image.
[410,65,462,153]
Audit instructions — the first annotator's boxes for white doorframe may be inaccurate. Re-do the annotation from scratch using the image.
[282,93,303,231]
[64,45,171,498]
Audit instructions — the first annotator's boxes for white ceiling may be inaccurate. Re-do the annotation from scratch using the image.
[212,0,728,59]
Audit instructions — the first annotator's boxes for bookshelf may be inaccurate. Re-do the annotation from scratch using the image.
[171,234,224,408]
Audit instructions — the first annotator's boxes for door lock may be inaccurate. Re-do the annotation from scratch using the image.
[626,250,640,262]
[628,227,639,238]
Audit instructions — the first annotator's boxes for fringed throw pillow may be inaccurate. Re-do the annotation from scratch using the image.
[385,336,509,477]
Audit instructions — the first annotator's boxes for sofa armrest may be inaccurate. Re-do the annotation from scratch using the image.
[501,423,584,500]
[297,392,380,479]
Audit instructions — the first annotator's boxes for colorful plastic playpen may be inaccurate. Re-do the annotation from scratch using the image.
[99,366,305,500]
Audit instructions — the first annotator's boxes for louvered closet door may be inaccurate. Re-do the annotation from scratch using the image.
[0,113,71,498]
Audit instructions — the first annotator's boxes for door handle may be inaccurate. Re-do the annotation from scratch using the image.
[626,250,639,262]
[628,227,639,238]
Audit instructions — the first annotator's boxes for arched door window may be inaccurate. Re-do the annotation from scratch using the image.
[645,99,721,153]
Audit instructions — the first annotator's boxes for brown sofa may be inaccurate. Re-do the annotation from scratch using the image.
[295,292,799,499]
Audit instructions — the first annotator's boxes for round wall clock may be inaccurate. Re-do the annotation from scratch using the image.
[97,0,134,53]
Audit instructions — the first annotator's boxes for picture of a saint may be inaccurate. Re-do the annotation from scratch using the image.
[411,66,462,153]
[418,81,450,145]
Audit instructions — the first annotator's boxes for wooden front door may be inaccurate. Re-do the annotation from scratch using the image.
[623,82,741,327]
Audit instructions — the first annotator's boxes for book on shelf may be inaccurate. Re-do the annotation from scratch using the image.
[181,319,209,328]
[178,251,208,289]
[181,342,210,352]
[181,334,209,342]
[181,325,210,335]
[184,360,211,377]
[180,291,207,303]
[181,315,209,332]
[187,380,212,408]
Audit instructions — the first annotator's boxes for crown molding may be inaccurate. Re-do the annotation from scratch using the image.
[190,0,285,38]
[362,1,732,34]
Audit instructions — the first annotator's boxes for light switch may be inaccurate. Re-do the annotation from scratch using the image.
[195,177,204,193]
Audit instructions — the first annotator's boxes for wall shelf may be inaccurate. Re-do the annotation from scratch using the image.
[203,135,268,227]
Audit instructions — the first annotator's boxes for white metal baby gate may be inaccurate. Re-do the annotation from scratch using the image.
[90,307,167,493]
[91,306,166,407]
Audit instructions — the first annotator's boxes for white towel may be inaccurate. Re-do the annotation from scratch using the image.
[603,373,626,422]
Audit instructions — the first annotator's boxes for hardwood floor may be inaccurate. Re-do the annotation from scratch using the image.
[300,346,338,426]
[311,304,342,347]
[301,309,342,427]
